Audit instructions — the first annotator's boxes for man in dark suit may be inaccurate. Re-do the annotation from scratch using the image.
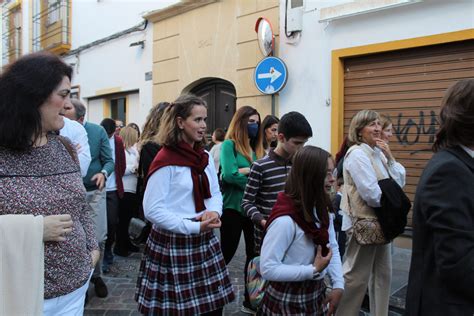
[406,79,474,316]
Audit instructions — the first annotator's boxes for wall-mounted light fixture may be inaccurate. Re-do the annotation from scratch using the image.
[129,40,145,49]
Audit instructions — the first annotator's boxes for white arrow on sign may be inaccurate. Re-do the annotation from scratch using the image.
[257,67,282,83]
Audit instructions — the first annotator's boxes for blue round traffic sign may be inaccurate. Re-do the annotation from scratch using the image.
[254,56,288,94]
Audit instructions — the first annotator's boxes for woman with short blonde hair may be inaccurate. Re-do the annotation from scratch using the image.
[336,109,405,316]
[120,126,138,149]
[347,109,380,147]
[114,126,141,256]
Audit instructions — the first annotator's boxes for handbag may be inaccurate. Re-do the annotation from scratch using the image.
[128,217,151,246]
[352,217,388,245]
[246,222,297,309]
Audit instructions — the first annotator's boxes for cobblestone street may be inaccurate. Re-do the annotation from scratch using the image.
[84,231,248,315]
[85,232,408,316]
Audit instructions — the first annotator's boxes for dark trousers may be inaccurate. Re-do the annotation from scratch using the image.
[115,192,138,253]
[105,190,120,252]
[220,208,255,304]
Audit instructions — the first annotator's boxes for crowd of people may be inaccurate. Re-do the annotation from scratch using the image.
[0,52,472,316]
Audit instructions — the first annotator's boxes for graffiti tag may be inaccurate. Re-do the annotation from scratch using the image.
[393,110,438,146]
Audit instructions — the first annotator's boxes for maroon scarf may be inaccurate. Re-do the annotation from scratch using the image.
[265,192,330,255]
[147,141,211,212]
[114,134,126,198]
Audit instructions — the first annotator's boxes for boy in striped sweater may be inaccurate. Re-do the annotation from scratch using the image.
[242,112,313,254]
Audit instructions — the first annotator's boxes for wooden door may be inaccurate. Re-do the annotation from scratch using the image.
[191,79,236,135]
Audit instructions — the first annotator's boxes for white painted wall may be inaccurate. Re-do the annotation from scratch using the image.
[278,0,474,152]
[70,0,177,49]
[62,0,179,127]
[88,98,104,123]
[63,26,154,126]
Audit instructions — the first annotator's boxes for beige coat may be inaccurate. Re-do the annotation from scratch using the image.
[0,215,44,315]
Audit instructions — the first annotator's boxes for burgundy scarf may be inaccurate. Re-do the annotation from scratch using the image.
[266,192,330,255]
[147,141,211,212]
[114,134,126,198]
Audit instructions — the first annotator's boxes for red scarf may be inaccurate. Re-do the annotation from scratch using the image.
[266,192,330,255]
[147,141,211,212]
[114,134,126,199]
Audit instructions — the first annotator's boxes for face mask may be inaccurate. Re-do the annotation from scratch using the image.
[247,122,259,138]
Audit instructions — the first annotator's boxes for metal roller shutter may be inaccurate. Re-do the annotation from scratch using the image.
[343,40,474,227]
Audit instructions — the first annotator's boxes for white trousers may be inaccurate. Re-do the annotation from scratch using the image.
[43,271,92,316]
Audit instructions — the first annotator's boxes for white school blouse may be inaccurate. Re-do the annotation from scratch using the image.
[260,211,344,290]
[122,145,139,194]
[143,152,223,235]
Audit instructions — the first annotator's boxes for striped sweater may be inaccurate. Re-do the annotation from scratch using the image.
[242,150,291,223]
[242,150,291,253]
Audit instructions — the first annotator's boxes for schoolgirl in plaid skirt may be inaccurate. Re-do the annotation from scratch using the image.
[258,146,345,315]
[135,95,234,315]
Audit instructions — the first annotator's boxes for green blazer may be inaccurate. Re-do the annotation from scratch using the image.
[220,139,256,214]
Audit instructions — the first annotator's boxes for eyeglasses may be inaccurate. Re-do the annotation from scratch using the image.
[327,168,338,179]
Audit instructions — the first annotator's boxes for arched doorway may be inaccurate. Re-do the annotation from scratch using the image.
[190,79,236,135]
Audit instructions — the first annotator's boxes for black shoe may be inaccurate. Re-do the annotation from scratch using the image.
[91,277,108,298]
[129,244,140,252]
[113,248,131,257]
[241,300,257,315]
[104,249,114,265]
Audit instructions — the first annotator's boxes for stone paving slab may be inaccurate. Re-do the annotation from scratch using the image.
[85,233,409,315]
[85,231,249,315]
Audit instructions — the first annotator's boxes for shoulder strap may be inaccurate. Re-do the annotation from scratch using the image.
[57,135,78,163]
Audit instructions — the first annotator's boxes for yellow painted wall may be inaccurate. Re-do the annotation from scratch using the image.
[150,0,279,117]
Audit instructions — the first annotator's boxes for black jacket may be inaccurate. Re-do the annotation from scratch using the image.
[406,146,474,316]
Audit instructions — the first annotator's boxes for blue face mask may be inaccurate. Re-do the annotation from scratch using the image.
[247,122,259,139]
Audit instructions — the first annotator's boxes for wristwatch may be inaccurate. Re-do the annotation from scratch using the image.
[312,265,321,280]
[100,170,108,181]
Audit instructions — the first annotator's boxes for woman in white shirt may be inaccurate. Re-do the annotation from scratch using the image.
[259,146,344,315]
[336,110,405,316]
[114,126,140,256]
[135,94,234,316]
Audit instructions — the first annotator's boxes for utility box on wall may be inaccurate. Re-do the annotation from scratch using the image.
[286,0,303,32]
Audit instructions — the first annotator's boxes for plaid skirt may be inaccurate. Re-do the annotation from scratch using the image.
[135,226,235,315]
[257,279,327,316]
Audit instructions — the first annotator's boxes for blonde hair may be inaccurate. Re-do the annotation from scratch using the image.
[140,102,170,147]
[120,126,138,149]
[157,94,207,147]
[347,110,380,147]
[379,114,392,130]
[225,105,264,162]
